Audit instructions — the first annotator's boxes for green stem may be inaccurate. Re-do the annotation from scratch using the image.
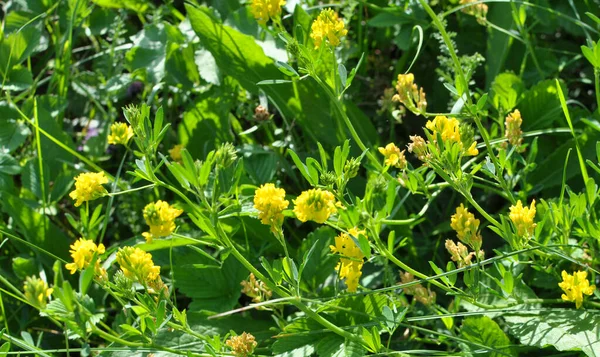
[418,0,514,203]
[312,75,383,172]
[595,68,600,111]
[221,229,368,348]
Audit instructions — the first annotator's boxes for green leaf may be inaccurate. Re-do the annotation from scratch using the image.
[485,3,514,88]
[195,48,221,85]
[0,153,21,175]
[2,65,33,91]
[505,310,600,356]
[185,4,344,147]
[179,88,234,159]
[275,60,299,77]
[174,254,247,312]
[461,316,514,357]
[519,79,565,130]
[490,72,523,111]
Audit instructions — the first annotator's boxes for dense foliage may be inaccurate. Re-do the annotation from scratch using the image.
[1,0,600,356]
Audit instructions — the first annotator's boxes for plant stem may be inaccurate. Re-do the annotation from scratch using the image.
[595,67,600,111]
[220,228,369,348]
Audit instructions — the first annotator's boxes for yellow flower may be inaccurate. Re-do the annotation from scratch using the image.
[23,276,53,309]
[310,9,348,48]
[450,204,482,250]
[378,143,407,169]
[249,0,285,24]
[116,246,161,286]
[407,135,429,162]
[426,116,462,143]
[558,270,596,309]
[392,73,427,115]
[509,200,536,237]
[142,200,183,243]
[505,109,523,147]
[226,332,258,357]
[460,0,488,22]
[330,228,368,292]
[107,122,133,145]
[425,116,478,156]
[445,239,475,268]
[292,188,337,223]
[169,144,184,162]
[69,172,108,207]
[65,238,106,278]
[253,183,289,231]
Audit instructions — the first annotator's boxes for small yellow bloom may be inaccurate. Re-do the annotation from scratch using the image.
[65,238,106,278]
[23,276,53,309]
[292,188,337,223]
[505,109,523,147]
[426,116,462,143]
[169,144,184,162]
[425,116,478,156]
[310,9,348,48]
[330,228,367,292]
[241,273,272,304]
[450,204,482,250]
[249,0,285,25]
[378,143,407,169]
[226,332,258,357]
[142,200,183,243]
[445,239,475,268]
[253,183,289,231]
[107,122,134,145]
[460,0,488,22]
[509,200,536,237]
[407,135,429,162]
[558,270,596,309]
[392,73,427,115]
[69,172,108,207]
[116,246,161,286]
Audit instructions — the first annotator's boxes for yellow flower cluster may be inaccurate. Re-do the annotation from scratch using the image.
[142,200,183,243]
[425,116,479,156]
[400,272,436,305]
[169,144,184,162]
[445,239,483,268]
[392,73,427,115]
[330,228,367,292]
[558,270,596,309]
[310,9,348,48]
[65,238,107,279]
[253,183,289,231]
[450,204,482,251]
[23,276,53,309]
[509,200,536,237]
[249,0,285,25]
[460,0,488,23]
[226,332,258,357]
[116,246,162,289]
[505,109,524,147]
[107,122,133,146]
[293,188,337,223]
[378,143,407,169]
[407,135,429,162]
[241,273,273,304]
[69,172,109,207]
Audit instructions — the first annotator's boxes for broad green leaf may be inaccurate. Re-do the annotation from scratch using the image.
[490,72,523,111]
[505,310,600,356]
[461,316,514,357]
[173,254,247,312]
[519,79,565,130]
[185,4,345,147]
[485,3,514,89]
